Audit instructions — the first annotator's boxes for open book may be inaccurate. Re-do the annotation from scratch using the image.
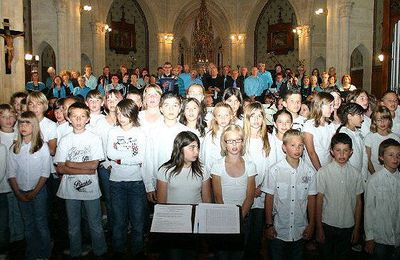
[150,203,240,234]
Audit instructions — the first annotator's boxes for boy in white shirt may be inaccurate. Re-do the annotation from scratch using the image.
[85,90,105,134]
[263,129,316,260]
[364,138,400,260]
[55,102,107,258]
[316,133,363,259]
[282,90,306,132]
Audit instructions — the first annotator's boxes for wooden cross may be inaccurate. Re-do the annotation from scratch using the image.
[0,18,24,74]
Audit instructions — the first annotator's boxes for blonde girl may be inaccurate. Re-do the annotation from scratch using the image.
[243,102,271,259]
[7,111,51,259]
[200,102,233,175]
[365,106,400,174]
[211,125,256,258]
[139,84,163,132]
[303,92,337,170]
[270,109,293,164]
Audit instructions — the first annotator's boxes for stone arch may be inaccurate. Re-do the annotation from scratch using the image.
[178,37,190,65]
[245,0,305,68]
[37,41,56,81]
[313,56,326,73]
[81,53,91,73]
[101,0,158,71]
[171,0,232,66]
[350,44,370,90]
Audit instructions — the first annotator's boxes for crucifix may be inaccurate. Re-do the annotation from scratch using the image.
[0,19,24,74]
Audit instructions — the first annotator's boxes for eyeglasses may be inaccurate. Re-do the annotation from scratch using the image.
[225,139,243,145]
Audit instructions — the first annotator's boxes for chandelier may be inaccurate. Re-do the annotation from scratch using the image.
[192,0,214,64]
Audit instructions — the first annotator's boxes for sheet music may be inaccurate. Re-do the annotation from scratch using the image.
[151,204,193,233]
[194,203,240,234]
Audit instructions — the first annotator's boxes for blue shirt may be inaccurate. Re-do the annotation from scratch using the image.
[84,74,98,90]
[244,76,263,97]
[51,86,68,98]
[73,86,91,98]
[26,81,46,92]
[258,71,273,90]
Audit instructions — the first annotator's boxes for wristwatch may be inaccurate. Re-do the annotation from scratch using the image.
[264,223,274,229]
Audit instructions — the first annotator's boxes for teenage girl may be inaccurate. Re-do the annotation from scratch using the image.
[107,99,148,257]
[200,102,233,175]
[139,84,163,133]
[211,125,256,259]
[157,131,211,204]
[8,111,51,259]
[243,102,271,259]
[223,87,244,127]
[337,103,368,183]
[303,92,337,170]
[365,106,400,174]
[270,109,293,165]
[179,98,207,139]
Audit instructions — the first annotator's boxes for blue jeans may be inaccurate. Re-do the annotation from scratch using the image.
[18,187,51,259]
[65,199,107,257]
[98,165,112,230]
[374,243,400,260]
[0,193,9,253]
[269,238,304,260]
[7,192,24,242]
[110,180,147,255]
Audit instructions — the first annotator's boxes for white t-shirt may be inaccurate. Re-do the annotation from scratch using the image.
[364,132,400,173]
[95,117,115,168]
[56,121,73,144]
[292,115,306,132]
[392,106,400,137]
[55,130,104,200]
[146,121,193,191]
[40,117,57,174]
[211,158,257,206]
[201,129,223,176]
[0,130,17,149]
[107,126,149,185]
[303,119,337,169]
[269,133,285,166]
[88,113,106,136]
[339,127,368,182]
[157,166,210,204]
[245,137,271,208]
[138,110,164,136]
[0,144,11,193]
[360,116,371,138]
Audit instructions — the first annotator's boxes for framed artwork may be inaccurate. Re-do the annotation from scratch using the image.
[110,16,137,54]
[267,22,294,55]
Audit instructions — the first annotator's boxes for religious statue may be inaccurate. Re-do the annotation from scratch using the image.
[0,19,24,74]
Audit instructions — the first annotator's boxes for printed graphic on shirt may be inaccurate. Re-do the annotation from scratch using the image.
[73,178,93,192]
[114,136,139,156]
[67,146,91,162]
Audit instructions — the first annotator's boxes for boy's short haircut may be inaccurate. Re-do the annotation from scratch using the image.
[160,93,181,107]
[330,132,353,150]
[86,90,103,100]
[0,103,16,115]
[27,92,49,111]
[10,91,28,105]
[127,88,142,96]
[378,138,400,164]
[282,129,303,145]
[283,90,302,101]
[54,98,65,110]
[67,102,90,118]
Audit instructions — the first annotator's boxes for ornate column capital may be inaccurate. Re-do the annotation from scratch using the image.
[91,22,106,35]
[55,0,67,15]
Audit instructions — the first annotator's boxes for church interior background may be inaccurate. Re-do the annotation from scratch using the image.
[0,0,396,103]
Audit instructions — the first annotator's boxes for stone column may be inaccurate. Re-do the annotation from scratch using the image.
[338,1,354,77]
[68,0,81,71]
[91,22,106,76]
[297,26,312,71]
[325,0,339,70]
[56,0,68,71]
[158,33,174,65]
[0,0,25,103]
